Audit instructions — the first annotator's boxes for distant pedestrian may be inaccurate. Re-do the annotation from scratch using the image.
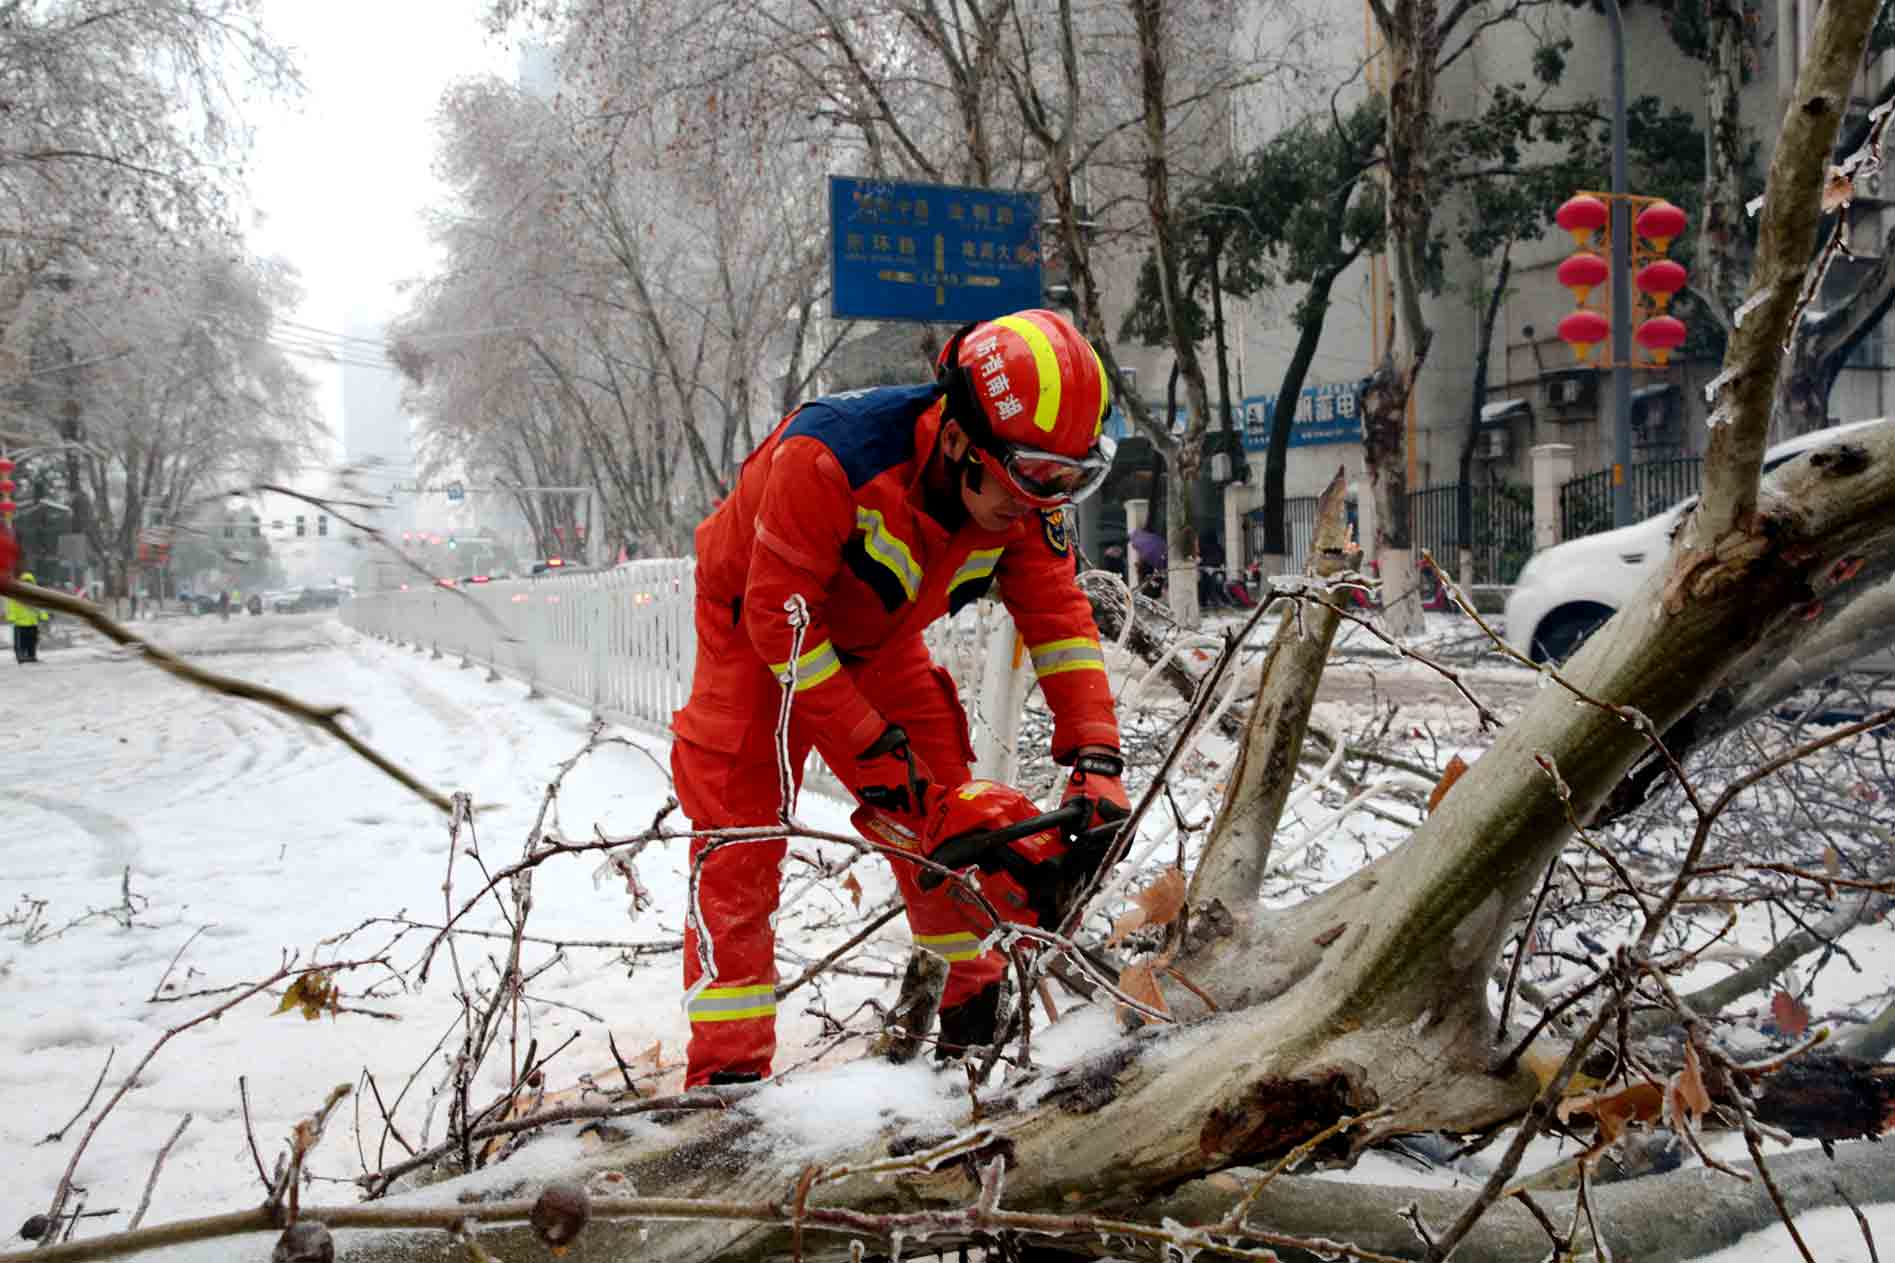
[218,589,231,621]
[1197,533,1229,609]
[1129,524,1167,575]
[6,572,52,663]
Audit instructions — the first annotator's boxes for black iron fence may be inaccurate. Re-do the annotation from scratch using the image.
[1559,458,1702,541]
[1242,494,1336,574]
[1244,483,1532,585]
[1408,483,1535,585]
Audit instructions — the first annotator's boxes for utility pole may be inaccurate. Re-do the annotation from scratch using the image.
[1607,0,1634,528]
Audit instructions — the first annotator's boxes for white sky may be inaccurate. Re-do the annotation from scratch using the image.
[242,0,516,461]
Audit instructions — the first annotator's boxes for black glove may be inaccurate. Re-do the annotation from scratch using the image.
[1061,749,1130,829]
[845,724,938,820]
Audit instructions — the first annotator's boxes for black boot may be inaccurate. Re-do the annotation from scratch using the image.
[706,1070,763,1086]
[934,980,1012,1062]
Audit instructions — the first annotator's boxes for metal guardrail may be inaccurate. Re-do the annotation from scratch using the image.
[341,561,1030,794]
[344,560,699,738]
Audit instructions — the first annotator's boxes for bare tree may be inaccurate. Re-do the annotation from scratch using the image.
[13,244,321,599]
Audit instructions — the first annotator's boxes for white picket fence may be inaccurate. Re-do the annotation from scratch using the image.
[341,560,1035,788]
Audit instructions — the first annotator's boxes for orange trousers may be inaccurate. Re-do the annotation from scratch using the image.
[670,599,1008,1086]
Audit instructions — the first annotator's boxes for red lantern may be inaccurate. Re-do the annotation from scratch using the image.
[0,480,13,496]
[1635,201,1688,253]
[1557,251,1610,306]
[0,524,16,575]
[0,500,16,516]
[1558,310,1611,363]
[0,457,13,474]
[1556,195,1609,248]
[1634,315,1687,366]
[1635,258,1688,310]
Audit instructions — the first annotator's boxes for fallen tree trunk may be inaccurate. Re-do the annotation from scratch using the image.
[315,1129,1895,1263]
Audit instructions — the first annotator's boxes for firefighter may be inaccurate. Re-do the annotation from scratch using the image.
[672,309,1130,1087]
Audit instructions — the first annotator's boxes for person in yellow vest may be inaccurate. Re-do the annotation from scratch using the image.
[6,572,52,663]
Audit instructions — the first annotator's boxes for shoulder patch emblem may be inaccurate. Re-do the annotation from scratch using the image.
[1039,507,1070,556]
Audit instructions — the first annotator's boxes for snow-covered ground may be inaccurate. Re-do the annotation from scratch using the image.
[1,610,1887,1261]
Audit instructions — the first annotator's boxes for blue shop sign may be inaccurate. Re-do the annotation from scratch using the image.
[1241,381,1362,449]
[830,176,1043,323]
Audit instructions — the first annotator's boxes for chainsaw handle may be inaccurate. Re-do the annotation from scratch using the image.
[916,798,1091,891]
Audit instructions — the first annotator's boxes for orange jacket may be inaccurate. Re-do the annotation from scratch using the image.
[682,383,1119,762]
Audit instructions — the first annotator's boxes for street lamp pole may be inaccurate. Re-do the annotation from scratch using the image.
[1607,0,1634,528]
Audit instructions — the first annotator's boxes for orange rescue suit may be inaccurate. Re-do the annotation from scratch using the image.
[670,383,1118,1085]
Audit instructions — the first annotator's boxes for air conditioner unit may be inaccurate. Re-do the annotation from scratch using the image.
[1541,368,1599,414]
[1480,428,1510,460]
[1865,170,1884,199]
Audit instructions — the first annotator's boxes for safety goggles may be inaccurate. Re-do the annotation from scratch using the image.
[974,434,1116,508]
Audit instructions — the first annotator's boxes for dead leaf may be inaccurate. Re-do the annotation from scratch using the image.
[1115,960,1170,1023]
[1823,845,1841,877]
[1107,867,1187,946]
[841,871,863,910]
[1770,989,1811,1037]
[275,970,336,1022]
[1427,754,1470,815]
[1665,1041,1714,1130]
[1822,165,1855,211]
[1556,1080,1664,1148]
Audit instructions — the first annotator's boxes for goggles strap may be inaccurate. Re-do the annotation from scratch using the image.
[936,321,992,449]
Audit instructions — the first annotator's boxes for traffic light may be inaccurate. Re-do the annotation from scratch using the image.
[447,536,457,551]
[295,515,306,537]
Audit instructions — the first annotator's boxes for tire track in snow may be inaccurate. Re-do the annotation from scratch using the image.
[3,789,142,878]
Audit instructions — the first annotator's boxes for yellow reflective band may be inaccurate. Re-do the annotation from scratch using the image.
[994,314,1061,434]
[769,639,842,691]
[854,506,921,600]
[689,983,778,1023]
[915,931,983,963]
[1028,636,1106,678]
[1091,344,1109,436]
[948,548,1003,593]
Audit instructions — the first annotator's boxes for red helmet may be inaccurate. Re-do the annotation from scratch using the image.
[939,309,1115,507]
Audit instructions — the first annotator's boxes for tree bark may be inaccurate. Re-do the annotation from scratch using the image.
[1695,0,1749,332]
[1365,0,1437,639]
[1190,468,1352,912]
[1457,250,1511,589]
[1698,0,1880,537]
[1775,232,1895,438]
[1132,0,1211,628]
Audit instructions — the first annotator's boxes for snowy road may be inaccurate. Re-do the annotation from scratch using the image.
[1,611,875,1253]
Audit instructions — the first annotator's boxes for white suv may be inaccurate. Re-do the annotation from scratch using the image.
[1505,419,1887,663]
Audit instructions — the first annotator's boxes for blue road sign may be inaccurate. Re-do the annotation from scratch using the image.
[446,481,465,504]
[1240,381,1362,450]
[829,176,1043,323]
